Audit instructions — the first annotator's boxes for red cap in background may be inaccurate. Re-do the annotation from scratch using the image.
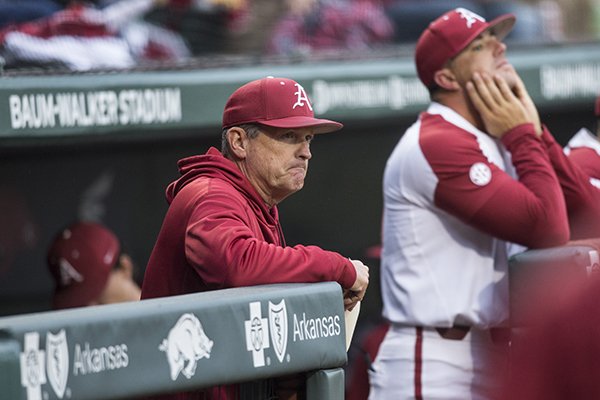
[415,8,516,88]
[595,95,600,116]
[222,77,343,134]
[47,221,120,309]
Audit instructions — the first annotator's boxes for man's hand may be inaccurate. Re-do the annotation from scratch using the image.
[344,259,369,311]
[466,72,532,139]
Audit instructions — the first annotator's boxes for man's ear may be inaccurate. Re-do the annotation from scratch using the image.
[227,127,248,159]
[433,68,460,91]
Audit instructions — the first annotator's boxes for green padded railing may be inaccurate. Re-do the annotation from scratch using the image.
[0,282,347,400]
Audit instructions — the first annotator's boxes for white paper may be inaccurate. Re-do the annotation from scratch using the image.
[344,301,361,351]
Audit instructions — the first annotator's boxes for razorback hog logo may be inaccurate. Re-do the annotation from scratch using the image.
[159,313,214,381]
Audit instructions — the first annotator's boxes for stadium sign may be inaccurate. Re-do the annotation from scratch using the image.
[311,76,429,114]
[8,88,182,130]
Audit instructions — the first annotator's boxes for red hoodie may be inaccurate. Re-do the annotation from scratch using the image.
[141,146,356,300]
[141,147,356,399]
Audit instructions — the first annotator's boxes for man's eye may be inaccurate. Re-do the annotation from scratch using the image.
[305,135,314,143]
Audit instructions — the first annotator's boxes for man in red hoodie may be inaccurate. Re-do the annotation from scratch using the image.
[141,76,370,399]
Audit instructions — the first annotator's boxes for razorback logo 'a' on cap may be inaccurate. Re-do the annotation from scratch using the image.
[415,7,516,88]
[222,76,343,134]
[47,221,120,309]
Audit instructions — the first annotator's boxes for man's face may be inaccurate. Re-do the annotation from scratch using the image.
[243,126,314,206]
[449,30,518,89]
[95,255,141,305]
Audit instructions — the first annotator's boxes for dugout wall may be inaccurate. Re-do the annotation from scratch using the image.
[0,282,347,400]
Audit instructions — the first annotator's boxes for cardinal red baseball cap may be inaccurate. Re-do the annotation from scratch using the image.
[595,95,600,116]
[47,221,120,309]
[222,76,343,134]
[415,7,516,88]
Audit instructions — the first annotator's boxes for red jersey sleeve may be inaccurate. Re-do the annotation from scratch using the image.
[422,121,569,248]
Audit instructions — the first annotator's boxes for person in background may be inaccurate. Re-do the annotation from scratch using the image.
[47,220,141,309]
[371,8,569,399]
[141,76,370,400]
[0,0,189,71]
[345,320,389,400]
[267,0,394,56]
[564,95,600,187]
[538,92,600,240]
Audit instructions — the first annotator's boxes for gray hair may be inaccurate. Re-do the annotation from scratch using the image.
[221,124,262,159]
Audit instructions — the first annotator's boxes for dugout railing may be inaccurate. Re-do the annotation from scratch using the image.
[0,282,347,400]
[509,240,600,327]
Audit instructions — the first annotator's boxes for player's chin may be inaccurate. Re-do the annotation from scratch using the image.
[279,179,305,197]
[496,67,517,88]
[291,180,305,192]
[288,170,306,186]
[497,63,516,77]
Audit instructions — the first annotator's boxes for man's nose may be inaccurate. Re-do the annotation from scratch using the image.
[494,38,507,57]
[299,141,312,160]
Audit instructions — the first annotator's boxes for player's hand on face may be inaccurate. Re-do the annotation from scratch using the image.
[344,259,369,311]
[466,72,531,139]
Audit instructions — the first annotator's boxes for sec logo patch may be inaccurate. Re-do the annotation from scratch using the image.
[469,162,492,186]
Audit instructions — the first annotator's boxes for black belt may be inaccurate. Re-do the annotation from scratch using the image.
[435,325,511,344]
[435,325,470,340]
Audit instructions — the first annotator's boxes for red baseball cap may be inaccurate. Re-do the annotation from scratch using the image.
[222,77,343,134]
[595,95,600,116]
[47,221,120,309]
[415,7,516,88]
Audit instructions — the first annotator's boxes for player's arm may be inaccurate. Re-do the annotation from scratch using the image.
[426,123,568,249]
[184,190,362,291]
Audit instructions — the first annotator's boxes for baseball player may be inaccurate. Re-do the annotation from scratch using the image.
[565,95,600,186]
[47,221,141,309]
[540,94,600,239]
[370,8,570,399]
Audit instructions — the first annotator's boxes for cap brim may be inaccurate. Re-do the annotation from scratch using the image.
[487,14,516,41]
[53,286,96,309]
[258,116,343,134]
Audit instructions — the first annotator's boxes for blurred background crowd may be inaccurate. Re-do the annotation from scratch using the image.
[0,0,599,72]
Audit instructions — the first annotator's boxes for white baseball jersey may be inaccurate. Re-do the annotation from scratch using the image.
[380,102,568,329]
